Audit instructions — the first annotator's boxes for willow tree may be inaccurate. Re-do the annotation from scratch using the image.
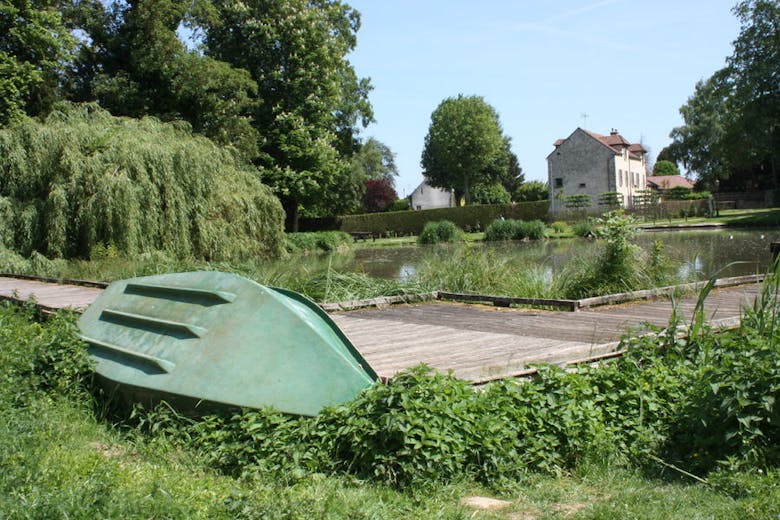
[0,104,285,260]
[421,95,507,204]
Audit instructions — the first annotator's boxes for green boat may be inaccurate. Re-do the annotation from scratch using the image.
[78,271,378,416]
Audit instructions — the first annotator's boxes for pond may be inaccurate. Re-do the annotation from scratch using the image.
[327,228,780,282]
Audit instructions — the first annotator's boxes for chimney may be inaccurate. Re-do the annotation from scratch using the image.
[610,128,618,135]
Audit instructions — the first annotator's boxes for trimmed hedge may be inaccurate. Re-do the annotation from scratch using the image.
[340,201,549,236]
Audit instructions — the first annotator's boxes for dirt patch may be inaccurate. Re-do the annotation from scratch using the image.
[460,496,513,511]
[89,441,124,458]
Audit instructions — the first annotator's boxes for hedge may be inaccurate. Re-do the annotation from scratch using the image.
[340,202,549,236]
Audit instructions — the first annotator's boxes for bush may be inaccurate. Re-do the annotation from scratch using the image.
[484,218,547,241]
[484,219,517,241]
[285,231,353,254]
[517,219,547,240]
[0,104,285,261]
[389,199,411,212]
[418,220,464,244]
[572,220,596,237]
[550,221,571,234]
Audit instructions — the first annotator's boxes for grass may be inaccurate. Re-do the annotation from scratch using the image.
[1,302,779,518]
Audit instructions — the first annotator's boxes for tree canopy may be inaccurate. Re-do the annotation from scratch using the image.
[203,0,373,229]
[669,0,779,191]
[0,0,74,124]
[652,160,681,177]
[514,180,549,202]
[421,95,509,204]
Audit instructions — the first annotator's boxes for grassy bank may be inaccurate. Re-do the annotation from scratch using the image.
[2,279,780,517]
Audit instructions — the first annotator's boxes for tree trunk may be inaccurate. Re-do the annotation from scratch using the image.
[282,198,299,232]
[463,175,471,205]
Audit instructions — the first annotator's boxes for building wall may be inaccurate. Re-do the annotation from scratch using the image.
[547,129,615,213]
[613,151,647,207]
[410,181,454,210]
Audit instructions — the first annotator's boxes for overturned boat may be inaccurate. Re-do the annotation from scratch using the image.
[78,271,378,416]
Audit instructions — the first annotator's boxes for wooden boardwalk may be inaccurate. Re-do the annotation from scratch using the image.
[0,275,762,383]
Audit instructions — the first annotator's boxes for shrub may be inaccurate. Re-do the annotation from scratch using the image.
[484,218,547,241]
[517,219,547,240]
[285,231,353,254]
[550,221,571,234]
[572,220,596,237]
[388,199,411,212]
[484,219,517,241]
[418,220,463,244]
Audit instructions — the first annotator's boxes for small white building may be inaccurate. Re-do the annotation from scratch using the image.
[409,179,455,210]
[547,128,648,213]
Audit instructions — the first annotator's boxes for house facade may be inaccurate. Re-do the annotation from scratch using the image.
[547,128,648,213]
[409,179,455,210]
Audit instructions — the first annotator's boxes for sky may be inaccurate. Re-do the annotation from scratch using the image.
[345,0,741,198]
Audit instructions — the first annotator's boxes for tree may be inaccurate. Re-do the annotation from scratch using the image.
[0,0,74,124]
[655,145,676,164]
[514,180,549,202]
[471,182,511,204]
[66,0,260,159]
[728,0,779,189]
[351,138,398,183]
[362,178,397,213]
[421,95,506,204]
[669,70,733,190]
[669,0,779,191]
[652,160,681,177]
[203,0,373,229]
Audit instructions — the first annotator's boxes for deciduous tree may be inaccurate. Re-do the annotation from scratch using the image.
[0,0,74,124]
[421,95,507,204]
[652,160,681,177]
[203,0,373,229]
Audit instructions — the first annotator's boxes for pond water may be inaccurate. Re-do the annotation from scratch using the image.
[333,228,780,282]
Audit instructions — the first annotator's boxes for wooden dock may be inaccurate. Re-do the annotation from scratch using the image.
[0,275,763,383]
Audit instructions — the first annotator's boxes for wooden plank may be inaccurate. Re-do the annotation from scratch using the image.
[438,291,578,311]
[0,275,769,385]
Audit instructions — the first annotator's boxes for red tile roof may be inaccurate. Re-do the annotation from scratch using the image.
[646,175,695,190]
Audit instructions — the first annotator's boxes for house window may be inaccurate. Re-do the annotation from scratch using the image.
[618,170,623,187]
[554,178,563,188]
[579,182,586,188]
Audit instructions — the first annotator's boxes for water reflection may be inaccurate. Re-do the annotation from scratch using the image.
[280,229,779,282]
[353,229,779,281]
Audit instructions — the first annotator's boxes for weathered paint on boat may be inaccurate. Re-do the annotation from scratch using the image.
[78,271,378,416]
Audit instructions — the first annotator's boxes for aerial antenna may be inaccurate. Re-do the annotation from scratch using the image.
[580,112,589,128]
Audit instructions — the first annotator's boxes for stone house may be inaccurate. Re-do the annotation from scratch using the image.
[409,179,455,210]
[547,128,648,213]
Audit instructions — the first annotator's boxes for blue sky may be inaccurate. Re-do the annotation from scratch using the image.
[345,0,740,197]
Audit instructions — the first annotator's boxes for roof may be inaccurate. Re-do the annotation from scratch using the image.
[551,128,647,157]
[646,175,695,190]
